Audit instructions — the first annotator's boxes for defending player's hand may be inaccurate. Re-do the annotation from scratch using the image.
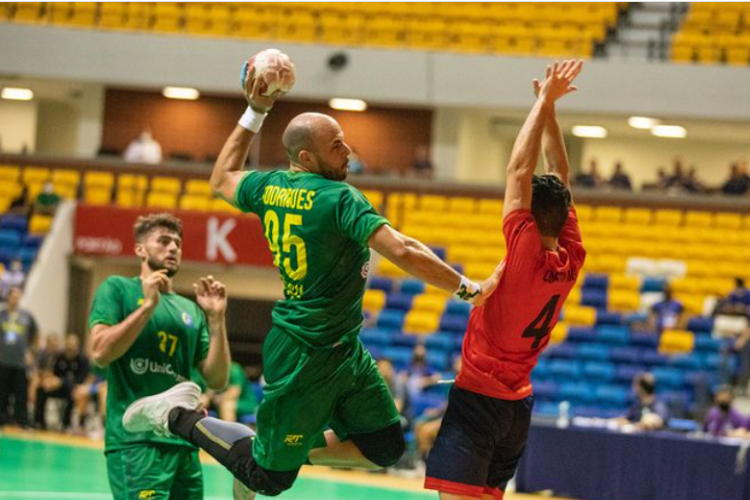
[194,275,228,320]
[242,64,280,113]
[141,269,170,310]
[537,59,583,104]
[473,260,506,308]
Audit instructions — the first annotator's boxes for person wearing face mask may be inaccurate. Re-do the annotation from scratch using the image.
[703,387,747,438]
[650,285,684,332]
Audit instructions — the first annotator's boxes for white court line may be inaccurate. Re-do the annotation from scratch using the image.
[0,494,229,500]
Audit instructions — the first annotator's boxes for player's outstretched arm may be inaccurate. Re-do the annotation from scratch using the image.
[210,72,281,205]
[369,225,483,303]
[503,60,582,219]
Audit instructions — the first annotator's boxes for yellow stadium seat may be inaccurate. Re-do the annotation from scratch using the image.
[360,190,384,211]
[13,2,43,23]
[424,284,451,298]
[0,181,21,199]
[412,294,448,314]
[403,310,441,334]
[654,209,683,226]
[210,198,241,214]
[180,195,210,212]
[659,329,695,354]
[420,195,448,211]
[563,305,597,326]
[363,289,386,313]
[29,214,53,235]
[84,187,112,206]
[623,208,652,225]
[713,212,742,229]
[685,211,713,228]
[116,189,145,208]
[464,262,498,281]
[448,197,477,213]
[146,192,177,210]
[0,196,12,213]
[593,206,622,223]
[609,274,641,291]
[84,171,115,189]
[184,179,212,196]
[549,323,568,345]
[118,174,148,191]
[478,199,504,215]
[22,167,50,185]
[51,169,81,187]
[574,204,593,221]
[150,176,182,194]
[53,183,78,200]
[0,166,21,182]
[608,290,641,312]
[566,287,582,305]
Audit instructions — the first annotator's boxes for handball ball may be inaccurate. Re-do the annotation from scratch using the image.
[245,48,296,98]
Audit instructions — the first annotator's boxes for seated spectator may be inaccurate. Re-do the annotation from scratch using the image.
[650,285,684,331]
[404,344,442,405]
[34,334,90,430]
[123,129,162,164]
[703,387,747,437]
[71,367,107,436]
[414,357,461,464]
[203,362,257,423]
[608,162,632,191]
[665,157,686,189]
[613,373,669,431]
[28,334,61,412]
[8,186,29,216]
[34,181,62,215]
[377,358,407,415]
[721,162,750,196]
[412,145,434,178]
[681,167,705,194]
[0,259,26,300]
[574,159,603,188]
[726,277,750,311]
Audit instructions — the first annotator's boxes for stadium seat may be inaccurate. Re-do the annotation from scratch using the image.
[400,278,426,295]
[404,310,441,334]
[179,194,210,211]
[563,305,597,326]
[362,289,386,313]
[610,346,642,365]
[150,176,182,194]
[376,309,405,331]
[439,313,468,334]
[577,343,610,361]
[616,364,646,384]
[550,323,568,344]
[560,382,594,403]
[425,333,455,353]
[360,328,392,348]
[369,276,394,293]
[0,230,22,250]
[390,333,420,348]
[386,293,414,312]
[381,346,414,370]
[84,187,112,206]
[0,215,28,233]
[595,384,629,407]
[146,192,178,210]
[584,362,616,382]
[566,326,597,343]
[445,300,471,317]
[546,343,578,360]
[652,367,685,389]
[29,214,52,235]
[659,330,695,354]
[184,179,212,196]
[549,359,583,380]
[411,294,447,314]
[22,167,50,185]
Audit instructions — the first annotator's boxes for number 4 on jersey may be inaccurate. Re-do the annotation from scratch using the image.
[522,295,561,348]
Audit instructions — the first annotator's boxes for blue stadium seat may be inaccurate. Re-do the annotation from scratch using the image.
[411,393,446,417]
[386,293,414,311]
[0,248,15,267]
[533,381,559,400]
[451,263,464,275]
[439,313,467,333]
[566,326,597,343]
[17,247,37,268]
[546,343,578,359]
[642,277,667,293]
[360,328,393,347]
[595,384,629,407]
[652,367,685,389]
[0,215,27,233]
[426,350,451,371]
[687,316,714,334]
[610,346,642,365]
[583,362,616,382]
[382,346,414,370]
[694,336,723,353]
[367,346,383,359]
[577,343,610,361]
[391,333,419,348]
[369,276,394,293]
[533,401,560,416]
[0,230,22,250]
[596,325,630,345]
[684,370,713,389]
[533,359,551,380]
[425,333,454,353]
[549,359,583,380]
[429,246,446,260]
[583,274,609,289]
[560,382,594,403]
[595,311,623,325]
[642,351,670,367]
[445,301,472,317]
[22,234,44,249]
[582,289,607,308]
[616,364,646,384]
[376,309,405,330]
[630,332,659,348]
[400,279,425,295]
[624,312,649,325]
[669,354,702,370]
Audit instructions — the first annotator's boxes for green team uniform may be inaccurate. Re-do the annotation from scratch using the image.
[227,362,258,418]
[89,276,210,500]
[235,170,400,471]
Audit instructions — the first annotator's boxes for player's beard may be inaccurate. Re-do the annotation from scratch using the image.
[146,255,179,278]
[320,160,348,181]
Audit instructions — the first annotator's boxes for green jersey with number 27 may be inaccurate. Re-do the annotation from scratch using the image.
[235,170,389,348]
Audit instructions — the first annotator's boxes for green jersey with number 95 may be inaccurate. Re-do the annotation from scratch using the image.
[235,170,389,348]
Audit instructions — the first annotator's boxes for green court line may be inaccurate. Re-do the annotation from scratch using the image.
[0,435,432,500]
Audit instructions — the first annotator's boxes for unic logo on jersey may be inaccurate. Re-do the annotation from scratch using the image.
[284,434,304,446]
[361,261,370,279]
[138,491,156,499]
[130,358,186,382]
[182,312,194,327]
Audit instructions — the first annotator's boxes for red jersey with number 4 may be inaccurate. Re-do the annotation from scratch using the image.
[456,207,586,400]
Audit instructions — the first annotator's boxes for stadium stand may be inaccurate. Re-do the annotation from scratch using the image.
[672,2,750,65]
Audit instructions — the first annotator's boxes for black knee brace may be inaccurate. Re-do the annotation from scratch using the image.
[228,437,300,497]
[349,422,405,468]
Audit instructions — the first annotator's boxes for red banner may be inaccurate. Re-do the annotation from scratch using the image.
[74,205,274,267]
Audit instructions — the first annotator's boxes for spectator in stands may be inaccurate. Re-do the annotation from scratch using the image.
[681,167,705,194]
[0,259,26,300]
[34,181,62,215]
[665,158,686,189]
[574,159,603,188]
[72,370,107,436]
[34,334,90,430]
[412,145,434,178]
[654,168,669,190]
[728,278,750,309]
[203,362,257,423]
[404,344,442,404]
[703,387,747,437]
[614,373,669,431]
[608,161,632,191]
[377,358,407,414]
[721,162,750,196]
[414,357,461,465]
[0,287,37,427]
[8,186,29,215]
[123,129,163,164]
[28,333,61,413]
[650,285,684,331]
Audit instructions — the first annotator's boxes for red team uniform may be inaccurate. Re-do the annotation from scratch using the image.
[425,207,586,499]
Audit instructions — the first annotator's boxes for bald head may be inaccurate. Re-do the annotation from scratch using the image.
[282,113,340,163]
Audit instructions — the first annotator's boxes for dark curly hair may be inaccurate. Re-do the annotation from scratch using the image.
[133,213,183,242]
[531,174,572,237]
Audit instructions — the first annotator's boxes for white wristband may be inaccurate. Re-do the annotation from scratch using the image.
[238,106,267,133]
[455,275,481,302]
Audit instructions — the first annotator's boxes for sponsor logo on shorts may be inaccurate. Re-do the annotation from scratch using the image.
[138,490,156,499]
[130,358,186,382]
[284,434,304,446]
[182,312,194,327]
[361,261,370,279]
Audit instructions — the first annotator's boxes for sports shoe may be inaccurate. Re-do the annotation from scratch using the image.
[122,381,201,437]
[233,477,255,500]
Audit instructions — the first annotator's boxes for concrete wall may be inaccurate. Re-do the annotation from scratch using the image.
[0,99,37,153]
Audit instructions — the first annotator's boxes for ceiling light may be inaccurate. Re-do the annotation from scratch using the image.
[628,116,660,129]
[329,98,367,112]
[651,125,687,138]
[1,87,34,101]
[572,125,607,138]
[162,87,200,100]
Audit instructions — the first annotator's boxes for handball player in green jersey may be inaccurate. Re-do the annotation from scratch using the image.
[122,63,498,499]
[89,213,231,500]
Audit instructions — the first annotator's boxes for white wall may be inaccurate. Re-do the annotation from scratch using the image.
[36,99,78,156]
[0,100,37,153]
[582,137,750,189]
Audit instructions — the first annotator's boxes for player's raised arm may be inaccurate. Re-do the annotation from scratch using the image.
[503,60,582,219]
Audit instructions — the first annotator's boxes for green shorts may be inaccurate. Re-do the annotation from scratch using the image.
[106,444,203,500]
[252,327,400,471]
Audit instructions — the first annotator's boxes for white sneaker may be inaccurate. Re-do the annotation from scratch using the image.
[122,382,201,437]
[233,477,255,500]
